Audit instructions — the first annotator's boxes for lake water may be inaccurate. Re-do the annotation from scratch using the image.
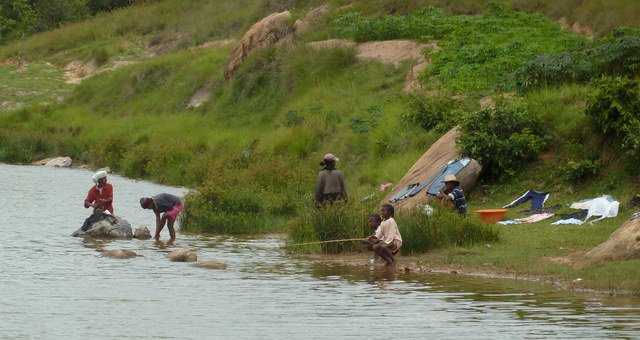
[1,164,640,339]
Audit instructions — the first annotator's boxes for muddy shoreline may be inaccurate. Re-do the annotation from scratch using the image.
[301,252,635,297]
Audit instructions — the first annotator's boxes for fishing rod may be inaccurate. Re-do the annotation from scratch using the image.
[287,238,368,247]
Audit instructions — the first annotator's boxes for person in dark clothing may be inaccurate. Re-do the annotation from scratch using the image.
[314,153,347,205]
[140,193,183,241]
[436,174,467,215]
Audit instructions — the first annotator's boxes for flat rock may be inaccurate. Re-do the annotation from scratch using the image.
[195,260,227,270]
[101,249,138,259]
[168,248,197,262]
[43,156,72,167]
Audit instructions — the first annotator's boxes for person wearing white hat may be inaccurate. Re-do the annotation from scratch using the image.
[436,174,467,214]
[84,170,114,214]
[315,153,347,205]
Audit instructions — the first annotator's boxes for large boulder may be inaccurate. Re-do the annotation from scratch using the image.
[224,11,293,80]
[72,212,133,239]
[293,4,330,34]
[384,128,481,212]
[582,217,640,264]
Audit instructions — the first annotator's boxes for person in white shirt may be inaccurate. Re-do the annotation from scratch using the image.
[367,204,402,266]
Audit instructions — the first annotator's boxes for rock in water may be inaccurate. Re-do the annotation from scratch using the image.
[43,156,72,167]
[133,226,152,240]
[101,249,138,259]
[72,212,133,239]
[224,11,293,80]
[583,217,640,264]
[168,248,197,262]
[195,260,227,270]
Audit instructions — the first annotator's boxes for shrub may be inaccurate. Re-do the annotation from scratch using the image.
[458,106,548,179]
[397,209,499,255]
[559,159,600,183]
[181,182,268,234]
[585,76,640,160]
[402,95,458,132]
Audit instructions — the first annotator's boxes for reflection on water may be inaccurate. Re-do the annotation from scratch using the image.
[1,164,640,339]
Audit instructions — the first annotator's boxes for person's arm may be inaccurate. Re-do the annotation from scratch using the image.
[84,189,95,208]
[154,210,161,229]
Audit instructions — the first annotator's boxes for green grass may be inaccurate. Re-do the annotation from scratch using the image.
[0,62,71,112]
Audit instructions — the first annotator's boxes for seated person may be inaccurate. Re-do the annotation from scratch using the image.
[436,174,467,215]
[84,170,114,214]
[367,204,402,266]
[368,213,382,234]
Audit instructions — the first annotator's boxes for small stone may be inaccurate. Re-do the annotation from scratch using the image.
[195,260,227,270]
[133,226,151,240]
[101,249,137,259]
[168,248,197,262]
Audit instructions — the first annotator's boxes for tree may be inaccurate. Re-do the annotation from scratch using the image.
[0,0,37,42]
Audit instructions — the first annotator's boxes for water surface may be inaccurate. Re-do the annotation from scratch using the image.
[1,164,639,339]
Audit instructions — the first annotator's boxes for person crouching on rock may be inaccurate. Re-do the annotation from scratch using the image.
[84,170,114,214]
[436,174,467,215]
[315,153,347,206]
[139,193,183,241]
[367,204,402,266]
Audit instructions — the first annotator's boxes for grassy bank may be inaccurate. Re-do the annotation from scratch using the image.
[1,0,640,292]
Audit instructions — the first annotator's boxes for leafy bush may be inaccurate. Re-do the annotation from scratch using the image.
[559,159,600,183]
[585,76,640,160]
[403,95,458,132]
[181,182,268,234]
[516,28,640,91]
[458,106,548,179]
[397,209,499,255]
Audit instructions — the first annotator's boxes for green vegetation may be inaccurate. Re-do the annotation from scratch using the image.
[334,6,584,92]
[397,209,499,255]
[516,28,640,91]
[0,0,136,43]
[0,61,71,112]
[1,0,640,292]
[288,201,372,253]
[585,76,640,162]
[458,106,549,179]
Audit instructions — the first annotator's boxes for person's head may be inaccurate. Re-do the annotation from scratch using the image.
[92,170,108,187]
[444,174,460,191]
[380,204,394,219]
[322,153,339,170]
[139,197,153,209]
[368,213,382,230]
